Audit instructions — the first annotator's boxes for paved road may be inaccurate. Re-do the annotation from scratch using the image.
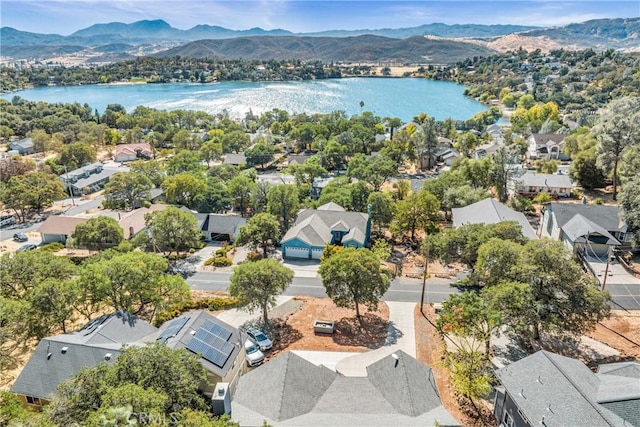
[64,196,105,216]
[186,271,460,303]
[606,282,640,311]
[0,222,41,241]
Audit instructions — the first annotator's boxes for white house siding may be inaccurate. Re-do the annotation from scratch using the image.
[41,233,66,244]
[311,248,323,259]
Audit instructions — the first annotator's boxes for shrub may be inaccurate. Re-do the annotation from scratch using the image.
[153,296,239,326]
[39,242,64,253]
[507,196,534,213]
[246,251,262,262]
[188,248,196,254]
[533,192,553,204]
[204,257,215,266]
[215,248,227,257]
[143,200,151,208]
[592,197,604,205]
[212,257,232,267]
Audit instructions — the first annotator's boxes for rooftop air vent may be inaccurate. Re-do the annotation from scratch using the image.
[104,353,112,361]
[61,347,68,354]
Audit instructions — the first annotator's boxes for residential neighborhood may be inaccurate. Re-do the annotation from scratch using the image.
[1,15,640,427]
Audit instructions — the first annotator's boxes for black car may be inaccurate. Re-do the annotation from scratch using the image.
[17,244,38,252]
[13,233,28,242]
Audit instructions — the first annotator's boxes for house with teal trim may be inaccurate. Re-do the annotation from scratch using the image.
[281,202,371,259]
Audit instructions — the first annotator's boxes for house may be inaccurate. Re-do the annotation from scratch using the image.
[539,203,633,255]
[474,143,501,159]
[180,207,246,242]
[452,198,537,240]
[281,203,371,259]
[10,311,158,408]
[59,162,121,196]
[11,310,245,409]
[9,137,35,155]
[493,350,640,427]
[311,177,334,200]
[160,310,244,394]
[436,147,460,166]
[232,351,459,426]
[116,203,171,239]
[285,153,313,167]
[512,171,575,198]
[527,134,567,160]
[113,143,152,162]
[257,173,296,186]
[37,216,89,244]
[223,153,247,166]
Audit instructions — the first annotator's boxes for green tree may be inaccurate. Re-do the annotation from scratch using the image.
[437,291,502,358]
[595,97,640,200]
[72,216,124,251]
[319,247,391,325]
[201,140,223,167]
[76,251,189,318]
[59,142,96,170]
[145,206,202,255]
[229,258,294,325]
[490,145,522,202]
[0,172,66,221]
[163,172,207,208]
[619,176,640,245]
[367,191,395,232]
[47,344,208,425]
[236,213,281,258]
[228,174,256,216]
[129,160,165,187]
[245,143,275,168]
[570,150,606,189]
[103,172,153,209]
[166,150,204,175]
[390,189,440,241]
[267,184,299,234]
[441,185,488,221]
[347,154,398,191]
[473,238,523,287]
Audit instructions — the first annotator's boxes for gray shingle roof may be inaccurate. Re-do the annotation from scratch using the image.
[545,203,628,234]
[366,350,442,417]
[562,214,620,246]
[451,198,537,239]
[202,214,246,235]
[233,351,337,422]
[516,171,574,189]
[232,350,459,426]
[598,362,640,379]
[282,204,369,247]
[10,312,157,399]
[495,350,632,427]
[223,153,246,165]
[10,137,34,149]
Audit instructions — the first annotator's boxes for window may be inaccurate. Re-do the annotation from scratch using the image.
[503,411,514,427]
[26,396,41,405]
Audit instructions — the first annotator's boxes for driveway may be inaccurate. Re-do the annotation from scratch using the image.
[586,257,640,310]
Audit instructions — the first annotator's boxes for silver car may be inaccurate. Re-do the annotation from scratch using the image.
[246,327,273,351]
[244,339,264,366]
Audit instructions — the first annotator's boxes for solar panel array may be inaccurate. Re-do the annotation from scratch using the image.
[157,316,189,343]
[186,319,235,368]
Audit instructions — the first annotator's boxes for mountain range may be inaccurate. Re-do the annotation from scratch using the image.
[0,18,638,63]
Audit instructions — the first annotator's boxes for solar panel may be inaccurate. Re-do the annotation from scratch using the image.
[186,336,233,368]
[201,319,232,341]
[157,317,189,342]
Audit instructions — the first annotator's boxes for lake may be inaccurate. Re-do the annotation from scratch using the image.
[1,78,487,122]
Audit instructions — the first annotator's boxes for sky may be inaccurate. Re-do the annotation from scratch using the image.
[1,1,639,35]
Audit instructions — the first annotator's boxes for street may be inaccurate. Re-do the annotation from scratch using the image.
[186,271,460,303]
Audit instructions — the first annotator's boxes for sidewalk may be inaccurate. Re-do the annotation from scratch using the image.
[334,301,417,377]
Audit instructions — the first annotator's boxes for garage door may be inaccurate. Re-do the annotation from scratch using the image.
[285,246,309,259]
[311,248,323,259]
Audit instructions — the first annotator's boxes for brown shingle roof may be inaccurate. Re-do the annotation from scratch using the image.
[37,216,89,236]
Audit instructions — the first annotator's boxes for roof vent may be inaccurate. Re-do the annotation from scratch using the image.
[47,352,52,360]
[391,353,399,367]
[104,353,112,361]
[218,387,225,396]
[61,347,68,354]
[190,330,196,335]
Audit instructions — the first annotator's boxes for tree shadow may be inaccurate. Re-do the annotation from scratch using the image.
[331,313,390,349]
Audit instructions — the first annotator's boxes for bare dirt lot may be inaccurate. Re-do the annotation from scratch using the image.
[262,297,390,361]
[587,310,640,360]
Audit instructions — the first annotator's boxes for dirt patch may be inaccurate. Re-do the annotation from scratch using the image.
[258,297,389,361]
[414,303,496,427]
[587,310,640,361]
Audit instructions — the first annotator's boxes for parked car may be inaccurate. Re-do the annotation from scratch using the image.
[17,244,37,252]
[244,339,265,367]
[13,233,28,242]
[0,215,15,228]
[246,327,272,351]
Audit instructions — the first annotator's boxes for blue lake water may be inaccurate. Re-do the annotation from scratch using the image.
[2,78,487,122]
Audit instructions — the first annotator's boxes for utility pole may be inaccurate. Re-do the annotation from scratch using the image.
[64,165,76,206]
[602,246,612,291]
[420,234,429,314]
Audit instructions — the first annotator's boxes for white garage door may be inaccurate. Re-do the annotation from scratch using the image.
[285,246,309,259]
[311,248,323,259]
